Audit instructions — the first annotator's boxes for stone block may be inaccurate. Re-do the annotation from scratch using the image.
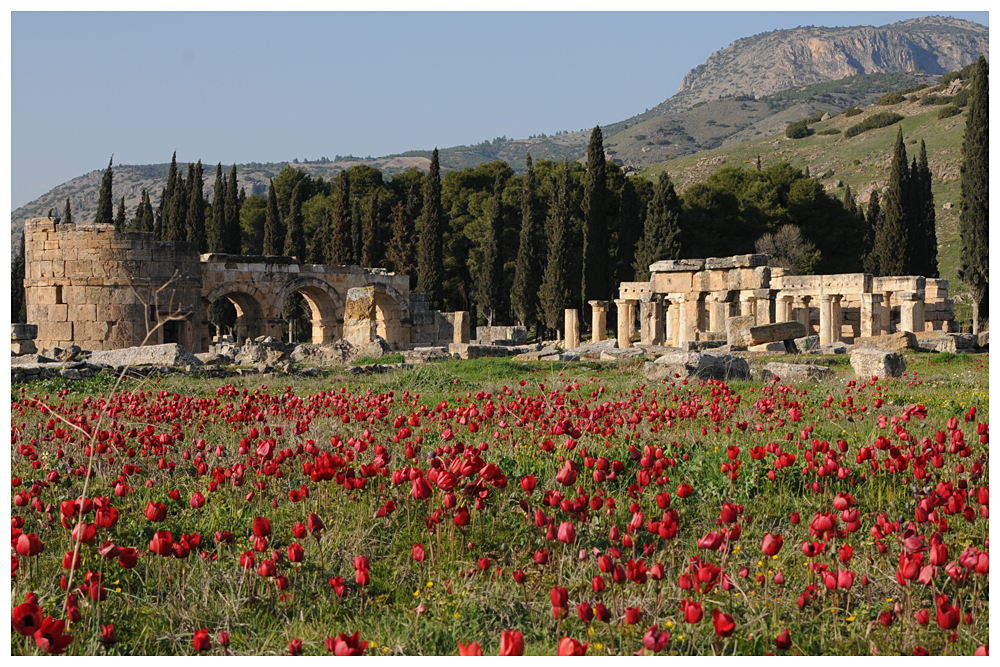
[977,331,989,348]
[89,343,203,368]
[49,321,73,341]
[749,321,806,345]
[792,335,820,353]
[11,324,37,341]
[854,331,917,351]
[564,309,580,350]
[726,315,756,347]
[761,362,835,383]
[748,341,787,352]
[649,258,704,273]
[850,347,906,379]
[11,340,37,355]
[652,272,692,293]
[645,351,750,382]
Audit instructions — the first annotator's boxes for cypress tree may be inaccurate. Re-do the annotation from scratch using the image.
[417,148,445,308]
[539,161,572,336]
[262,179,283,256]
[284,182,306,261]
[582,126,610,310]
[512,153,543,331]
[225,165,241,254]
[187,160,206,251]
[114,196,126,231]
[308,208,331,264]
[63,198,72,225]
[616,178,641,284]
[362,189,381,268]
[138,189,154,232]
[480,172,506,326]
[862,191,881,275]
[12,233,26,323]
[843,183,858,218]
[873,129,910,276]
[94,156,114,225]
[386,201,415,278]
[958,55,989,332]
[351,197,363,265]
[160,152,178,239]
[633,172,682,281]
[330,171,353,264]
[912,140,938,278]
[165,169,187,241]
[208,165,226,252]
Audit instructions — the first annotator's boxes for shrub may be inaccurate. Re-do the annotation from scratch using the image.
[844,112,904,138]
[804,111,825,124]
[785,120,810,139]
[934,95,953,105]
[937,105,961,120]
[876,92,905,106]
[952,88,970,107]
[816,128,841,135]
[900,83,929,94]
[843,106,862,117]
[919,94,938,106]
[907,95,919,103]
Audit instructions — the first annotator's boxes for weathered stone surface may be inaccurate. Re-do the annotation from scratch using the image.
[90,343,203,368]
[645,351,751,381]
[402,347,451,364]
[350,337,393,361]
[932,334,976,353]
[748,341,788,353]
[599,347,647,361]
[649,258,705,273]
[11,339,37,355]
[451,343,527,360]
[850,347,906,378]
[290,341,353,366]
[978,331,989,348]
[195,352,234,366]
[56,345,82,362]
[725,315,756,347]
[11,323,38,341]
[792,335,820,353]
[475,326,527,345]
[11,353,55,365]
[820,342,849,355]
[705,254,768,270]
[512,345,560,362]
[681,340,729,351]
[855,331,917,351]
[571,338,619,359]
[761,362,835,383]
[749,321,806,345]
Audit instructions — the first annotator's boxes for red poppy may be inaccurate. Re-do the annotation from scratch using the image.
[149,530,173,557]
[499,629,524,656]
[11,602,42,636]
[643,626,670,653]
[100,624,118,647]
[557,636,588,656]
[145,502,167,523]
[775,629,792,650]
[577,601,594,623]
[15,533,43,557]
[118,547,138,569]
[557,521,576,544]
[252,517,271,537]
[712,608,735,637]
[762,532,783,556]
[34,617,73,655]
[413,544,426,563]
[354,555,370,571]
[329,576,347,597]
[355,568,370,586]
[190,492,206,509]
[287,638,303,656]
[307,513,324,534]
[458,641,483,656]
[287,543,304,563]
[680,598,703,624]
[936,594,960,630]
[193,628,211,652]
[555,460,578,486]
[625,606,642,625]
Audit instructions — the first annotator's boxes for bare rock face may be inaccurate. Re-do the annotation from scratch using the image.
[850,347,906,379]
[89,343,203,368]
[855,331,918,351]
[644,351,751,382]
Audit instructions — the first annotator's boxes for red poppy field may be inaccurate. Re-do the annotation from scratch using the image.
[10,354,989,655]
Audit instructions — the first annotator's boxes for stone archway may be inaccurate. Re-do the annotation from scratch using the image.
[274,276,344,344]
[372,283,411,350]
[202,282,272,347]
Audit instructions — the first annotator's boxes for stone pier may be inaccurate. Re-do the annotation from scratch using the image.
[564,308,580,349]
[588,300,609,342]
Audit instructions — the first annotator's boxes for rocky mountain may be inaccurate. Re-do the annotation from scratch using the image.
[672,16,988,108]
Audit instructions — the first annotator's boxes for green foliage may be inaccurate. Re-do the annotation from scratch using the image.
[224,165,242,254]
[330,171,353,264]
[900,83,929,94]
[843,106,862,117]
[63,197,72,225]
[94,156,114,226]
[582,126,610,308]
[803,111,826,124]
[958,56,989,331]
[207,164,226,252]
[262,180,283,256]
[844,112,904,138]
[937,105,962,120]
[362,189,381,268]
[12,232,26,323]
[755,224,820,274]
[352,353,405,365]
[633,172,682,281]
[785,120,810,139]
[873,129,910,276]
[206,297,237,336]
[385,200,415,278]
[185,161,206,251]
[862,191,880,274]
[114,195,126,231]
[239,194,267,255]
[539,162,572,333]
[912,140,938,278]
[417,149,445,309]
[951,88,970,107]
[816,128,841,135]
[876,92,905,106]
[284,182,306,261]
[131,189,154,233]
[615,177,642,286]
[511,154,543,331]
[479,172,506,325]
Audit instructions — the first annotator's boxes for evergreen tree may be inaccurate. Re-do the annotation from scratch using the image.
[539,161,572,335]
[912,141,938,278]
[958,55,989,332]
[262,179,282,256]
[386,201,415,278]
[873,129,910,276]
[94,156,114,226]
[512,153,543,331]
[417,148,445,308]
[114,196,126,231]
[208,165,226,252]
[159,152,178,240]
[633,172,682,281]
[132,189,154,232]
[186,160,206,251]
[862,191,881,275]
[165,168,187,241]
[616,178,641,285]
[225,164,241,254]
[330,170,353,264]
[308,208,331,264]
[843,183,858,219]
[351,197,363,265]
[480,172,506,326]
[582,126,610,311]
[12,233,26,323]
[284,182,306,261]
[63,198,72,225]
[362,189,381,268]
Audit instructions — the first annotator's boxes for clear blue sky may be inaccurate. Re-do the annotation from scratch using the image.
[10,10,989,210]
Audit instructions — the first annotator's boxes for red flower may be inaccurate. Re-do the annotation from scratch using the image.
[557,636,588,656]
[193,628,211,652]
[520,475,536,494]
[762,532,783,556]
[478,557,491,571]
[458,641,483,656]
[145,501,167,522]
[837,570,855,590]
[413,544,426,563]
[643,626,670,653]
[287,638,303,656]
[712,608,735,637]
[149,530,173,557]
[499,629,524,656]
[775,629,792,650]
[677,483,693,498]
[100,624,118,648]
[936,594,960,630]
[15,533,43,557]
[252,517,271,537]
[293,523,307,539]
[625,606,642,625]
[307,513,324,534]
[71,522,97,545]
[577,602,594,623]
[354,555,370,571]
[411,476,432,500]
[11,602,42,636]
[118,547,138,569]
[556,460,578,486]
[190,492,206,509]
[915,609,930,625]
[329,576,347,597]
[680,598,703,624]
[557,521,576,544]
[355,568,370,586]
[34,617,73,655]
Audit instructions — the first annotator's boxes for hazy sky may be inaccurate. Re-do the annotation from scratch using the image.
[9,10,989,210]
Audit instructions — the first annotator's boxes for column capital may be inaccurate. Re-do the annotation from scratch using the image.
[588,300,609,310]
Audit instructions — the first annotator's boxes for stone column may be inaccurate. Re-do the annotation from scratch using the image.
[564,308,580,349]
[706,294,719,334]
[453,311,471,344]
[882,292,894,334]
[830,295,843,343]
[739,292,756,319]
[859,293,883,338]
[818,295,833,345]
[754,289,776,325]
[677,293,703,346]
[639,296,656,346]
[588,301,609,342]
[664,298,675,346]
[774,294,790,323]
[651,298,665,345]
[793,296,812,335]
[614,299,636,348]
[898,293,924,333]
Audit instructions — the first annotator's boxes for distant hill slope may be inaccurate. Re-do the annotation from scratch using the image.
[672,16,988,108]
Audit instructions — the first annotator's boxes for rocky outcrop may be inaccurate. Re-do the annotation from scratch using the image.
[643,351,751,382]
[850,347,906,379]
[89,343,203,368]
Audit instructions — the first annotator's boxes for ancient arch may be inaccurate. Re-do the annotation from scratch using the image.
[201,282,272,347]
[273,276,345,344]
[372,283,411,349]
